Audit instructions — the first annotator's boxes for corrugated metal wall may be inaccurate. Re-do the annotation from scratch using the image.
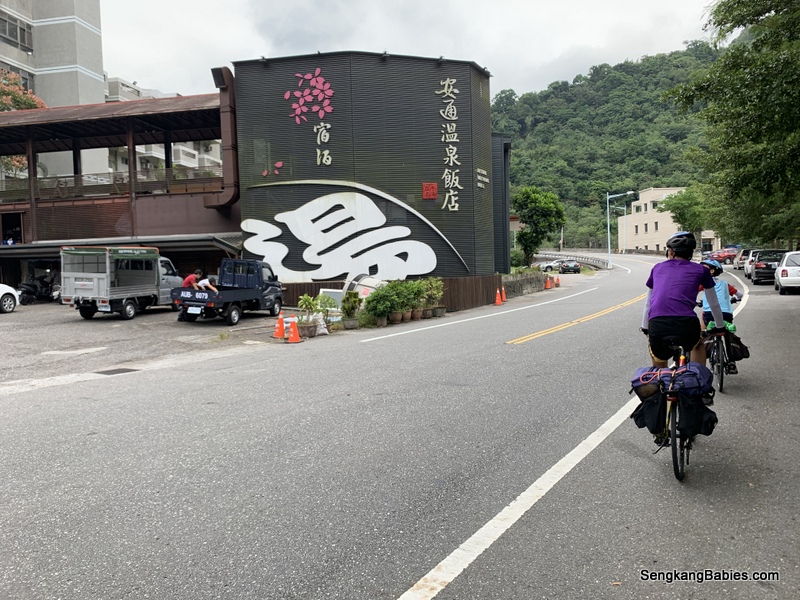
[234,52,496,282]
[492,134,512,274]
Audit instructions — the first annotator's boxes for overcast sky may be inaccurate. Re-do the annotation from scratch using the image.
[99,0,714,99]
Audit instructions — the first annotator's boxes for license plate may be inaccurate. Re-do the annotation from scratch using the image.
[187,306,202,314]
[98,304,111,312]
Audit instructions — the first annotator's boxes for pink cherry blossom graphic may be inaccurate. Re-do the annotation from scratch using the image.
[284,68,334,125]
[263,161,284,177]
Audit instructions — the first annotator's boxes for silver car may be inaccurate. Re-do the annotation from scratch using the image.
[775,251,800,295]
[743,248,763,279]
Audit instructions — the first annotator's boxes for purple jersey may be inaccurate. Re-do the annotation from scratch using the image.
[646,259,715,318]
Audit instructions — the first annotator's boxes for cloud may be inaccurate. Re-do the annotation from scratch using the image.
[100,0,710,98]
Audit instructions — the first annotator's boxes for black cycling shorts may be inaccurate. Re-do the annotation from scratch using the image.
[648,316,702,361]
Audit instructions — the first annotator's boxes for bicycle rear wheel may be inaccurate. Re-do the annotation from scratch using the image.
[670,400,685,481]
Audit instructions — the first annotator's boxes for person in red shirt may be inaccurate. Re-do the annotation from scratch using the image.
[177,269,203,321]
[182,269,203,289]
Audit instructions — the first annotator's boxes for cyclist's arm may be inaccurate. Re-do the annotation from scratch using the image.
[642,288,652,328]
[728,283,743,300]
[703,286,725,326]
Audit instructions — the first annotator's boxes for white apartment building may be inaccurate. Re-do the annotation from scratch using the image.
[0,1,220,178]
[617,187,719,254]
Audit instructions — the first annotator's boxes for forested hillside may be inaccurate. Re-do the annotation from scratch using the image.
[491,41,720,205]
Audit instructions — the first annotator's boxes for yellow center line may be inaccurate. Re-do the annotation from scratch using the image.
[506,293,647,345]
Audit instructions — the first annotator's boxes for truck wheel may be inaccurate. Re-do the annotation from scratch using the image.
[270,299,282,316]
[121,300,137,320]
[79,306,96,320]
[171,302,180,312]
[226,305,241,326]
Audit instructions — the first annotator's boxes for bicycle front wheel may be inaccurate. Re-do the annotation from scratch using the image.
[714,338,725,393]
[670,400,685,481]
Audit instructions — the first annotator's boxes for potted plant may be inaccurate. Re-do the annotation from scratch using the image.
[389,280,414,322]
[383,280,405,324]
[296,293,319,338]
[340,290,361,330]
[363,286,393,327]
[424,276,445,317]
[407,279,426,321]
[316,292,339,332]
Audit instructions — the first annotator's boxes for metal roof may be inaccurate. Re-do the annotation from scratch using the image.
[0,233,242,259]
[0,94,221,156]
[233,49,491,75]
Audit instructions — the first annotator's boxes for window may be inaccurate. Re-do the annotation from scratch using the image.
[654,221,659,232]
[635,205,642,213]
[656,244,660,251]
[652,201,659,209]
[644,204,648,212]
[644,223,648,233]
[635,225,639,234]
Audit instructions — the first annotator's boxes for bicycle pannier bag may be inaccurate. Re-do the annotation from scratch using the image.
[678,395,718,437]
[728,332,750,361]
[630,367,666,434]
[660,361,714,399]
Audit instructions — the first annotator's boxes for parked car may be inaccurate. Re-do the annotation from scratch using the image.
[540,258,566,272]
[733,248,751,270]
[775,251,800,294]
[743,248,763,279]
[0,283,19,313]
[751,249,789,285]
[710,248,738,264]
[559,260,581,274]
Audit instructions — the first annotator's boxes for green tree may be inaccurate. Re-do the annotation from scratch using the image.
[512,186,566,264]
[0,69,46,177]
[667,0,800,244]
[656,187,708,242]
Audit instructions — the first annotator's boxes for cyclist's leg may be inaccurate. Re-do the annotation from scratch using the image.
[646,318,673,368]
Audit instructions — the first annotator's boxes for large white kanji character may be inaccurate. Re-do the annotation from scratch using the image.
[242,192,436,282]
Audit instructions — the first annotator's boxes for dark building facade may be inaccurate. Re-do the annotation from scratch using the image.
[233,51,504,283]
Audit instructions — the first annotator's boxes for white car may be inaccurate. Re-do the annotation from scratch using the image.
[0,283,19,313]
[743,248,763,279]
[775,251,800,295]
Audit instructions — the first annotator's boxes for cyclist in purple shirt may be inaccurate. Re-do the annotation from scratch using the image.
[641,232,725,368]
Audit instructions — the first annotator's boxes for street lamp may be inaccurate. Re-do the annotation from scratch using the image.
[606,190,635,268]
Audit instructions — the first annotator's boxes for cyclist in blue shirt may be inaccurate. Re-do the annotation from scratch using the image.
[641,232,725,368]
[699,259,743,374]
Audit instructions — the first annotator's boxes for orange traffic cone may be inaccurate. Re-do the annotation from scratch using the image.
[545,276,552,290]
[286,314,302,343]
[501,286,508,302]
[272,311,285,339]
[555,276,561,288]
[495,288,503,306]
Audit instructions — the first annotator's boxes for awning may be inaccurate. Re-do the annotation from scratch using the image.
[0,233,243,259]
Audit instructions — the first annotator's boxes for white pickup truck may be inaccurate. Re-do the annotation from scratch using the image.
[60,246,183,320]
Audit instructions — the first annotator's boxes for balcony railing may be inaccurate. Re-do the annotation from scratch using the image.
[0,166,224,202]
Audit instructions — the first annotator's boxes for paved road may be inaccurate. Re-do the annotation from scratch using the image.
[1,255,797,599]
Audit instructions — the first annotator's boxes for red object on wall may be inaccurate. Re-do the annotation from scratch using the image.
[422,182,438,200]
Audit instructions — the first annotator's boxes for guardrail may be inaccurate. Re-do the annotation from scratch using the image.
[534,252,610,269]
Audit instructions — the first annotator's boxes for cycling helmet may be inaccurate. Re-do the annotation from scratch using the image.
[666,231,697,251]
[701,259,723,276]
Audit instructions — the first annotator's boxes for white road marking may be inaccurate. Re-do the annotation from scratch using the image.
[361,288,598,343]
[41,347,107,356]
[398,396,641,600]
[0,345,256,397]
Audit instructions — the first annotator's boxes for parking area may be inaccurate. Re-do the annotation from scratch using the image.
[1,301,280,384]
